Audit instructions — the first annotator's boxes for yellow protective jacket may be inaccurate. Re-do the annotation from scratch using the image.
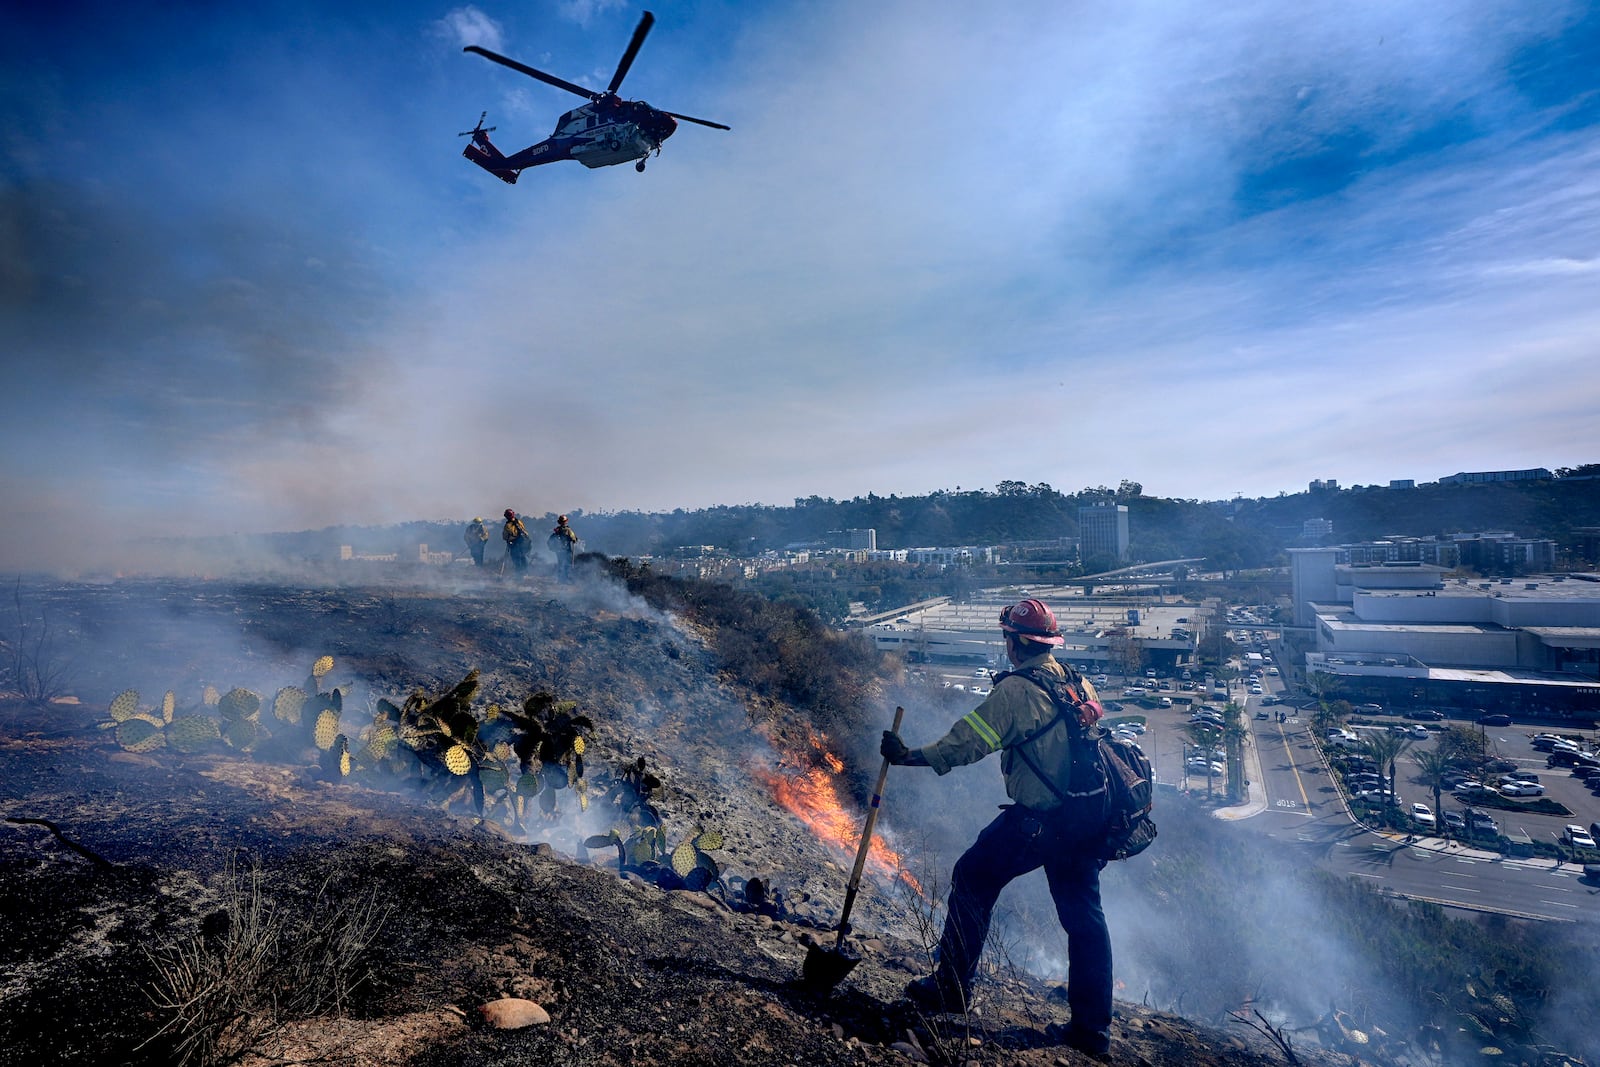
[917,651,1098,813]
[502,517,529,546]
[465,521,488,545]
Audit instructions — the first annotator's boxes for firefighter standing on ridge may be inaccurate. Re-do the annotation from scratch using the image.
[548,514,578,582]
[464,517,489,567]
[502,509,532,572]
[880,598,1115,1062]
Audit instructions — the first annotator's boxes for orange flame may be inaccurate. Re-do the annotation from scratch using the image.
[757,728,922,895]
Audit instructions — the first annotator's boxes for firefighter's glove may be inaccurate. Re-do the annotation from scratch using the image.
[880,731,926,767]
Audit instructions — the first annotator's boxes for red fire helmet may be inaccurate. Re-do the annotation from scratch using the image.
[999,598,1065,646]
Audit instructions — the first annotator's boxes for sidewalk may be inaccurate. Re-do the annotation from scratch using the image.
[1214,726,1269,821]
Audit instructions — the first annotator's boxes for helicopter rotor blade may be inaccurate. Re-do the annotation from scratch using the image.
[608,11,654,94]
[464,45,598,101]
[662,110,730,131]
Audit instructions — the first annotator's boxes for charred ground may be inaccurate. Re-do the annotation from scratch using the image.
[0,573,1442,1065]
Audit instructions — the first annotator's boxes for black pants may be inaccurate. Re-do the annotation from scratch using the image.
[935,805,1112,1042]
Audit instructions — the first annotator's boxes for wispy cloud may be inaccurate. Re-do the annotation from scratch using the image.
[435,5,503,52]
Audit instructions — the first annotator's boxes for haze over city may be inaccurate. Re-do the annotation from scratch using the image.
[4,1,1599,570]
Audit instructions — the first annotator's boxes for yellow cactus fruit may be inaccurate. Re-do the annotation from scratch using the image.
[273,686,306,725]
[202,685,220,706]
[442,744,472,776]
[166,715,221,753]
[313,707,341,751]
[312,655,334,679]
[161,691,176,724]
[116,718,165,753]
[108,689,140,723]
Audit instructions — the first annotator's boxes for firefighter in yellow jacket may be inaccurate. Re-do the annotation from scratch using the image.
[881,598,1114,1061]
[502,509,532,571]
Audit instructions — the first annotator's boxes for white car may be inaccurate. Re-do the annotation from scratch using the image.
[1266,667,1279,676]
[1411,803,1436,828]
[1565,825,1598,849]
[1186,757,1225,775]
[1499,781,1545,797]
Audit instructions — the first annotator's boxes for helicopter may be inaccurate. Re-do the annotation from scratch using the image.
[460,10,728,183]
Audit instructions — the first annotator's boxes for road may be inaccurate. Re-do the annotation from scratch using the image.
[1245,701,1600,921]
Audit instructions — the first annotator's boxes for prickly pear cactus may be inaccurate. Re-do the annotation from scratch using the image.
[217,688,261,722]
[441,744,472,776]
[108,689,140,723]
[313,707,341,751]
[202,685,220,707]
[116,718,165,753]
[273,686,306,725]
[671,839,698,878]
[362,722,399,762]
[161,691,176,724]
[312,655,334,680]
[222,716,259,751]
[166,714,221,753]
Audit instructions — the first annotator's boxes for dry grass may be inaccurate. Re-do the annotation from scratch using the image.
[141,859,390,1067]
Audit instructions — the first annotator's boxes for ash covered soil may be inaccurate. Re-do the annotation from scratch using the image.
[0,576,1363,1066]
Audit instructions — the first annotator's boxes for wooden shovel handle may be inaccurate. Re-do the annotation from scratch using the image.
[834,705,905,947]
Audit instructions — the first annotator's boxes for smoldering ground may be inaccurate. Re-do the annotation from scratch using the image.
[8,569,1600,1065]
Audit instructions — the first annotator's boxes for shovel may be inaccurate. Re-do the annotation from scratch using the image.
[802,705,905,991]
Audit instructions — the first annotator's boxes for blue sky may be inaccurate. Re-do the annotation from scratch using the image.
[3,0,1599,568]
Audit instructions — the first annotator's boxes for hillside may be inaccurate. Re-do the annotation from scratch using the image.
[3,571,1595,1066]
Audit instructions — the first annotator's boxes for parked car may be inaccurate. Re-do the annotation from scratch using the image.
[1479,713,1512,726]
[1467,813,1500,835]
[1441,810,1466,831]
[1404,708,1445,721]
[1451,780,1489,797]
[1411,803,1437,828]
[1499,781,1545,797]
[1571,765,1600,781]
[1564,825,1597,849]
[1186,757,1225,776]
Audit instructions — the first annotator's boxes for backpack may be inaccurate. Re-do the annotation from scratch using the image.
[1000,666,1158,862]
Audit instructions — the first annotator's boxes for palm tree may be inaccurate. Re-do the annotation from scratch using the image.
[1413,748,1458,840]
[1360,731,1416,817]
[1183,722,1223,798]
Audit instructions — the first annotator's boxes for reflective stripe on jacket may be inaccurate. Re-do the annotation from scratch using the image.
[917,651,1082,812]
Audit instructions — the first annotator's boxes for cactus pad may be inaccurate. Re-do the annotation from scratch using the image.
[108,689,140,722]
[312,655,334,678]
[692,829,724,852]
[479,766,509,796]
[161,691,176,723]
[217,688,261,722]
[363,723,398,761]
[442,744,472,776]
[671,839,698,878]
[313,708,341,751]
[202,685,220,706]
[222,716,259,751]
[516,773,541,798]
[167,714,222,753]
[273,686,307,725]
[116,718,165,753]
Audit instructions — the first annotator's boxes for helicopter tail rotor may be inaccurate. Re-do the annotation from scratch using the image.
[458,111,497,138]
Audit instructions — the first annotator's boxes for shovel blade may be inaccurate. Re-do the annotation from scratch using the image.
[801,943,860,990]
